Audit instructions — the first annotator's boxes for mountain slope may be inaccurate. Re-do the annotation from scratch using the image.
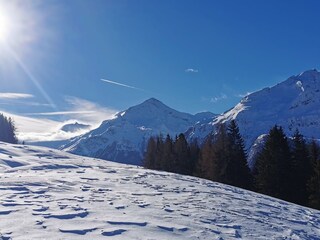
[61,98,216,165]
[0,142,319,239]
[188,69,320,167]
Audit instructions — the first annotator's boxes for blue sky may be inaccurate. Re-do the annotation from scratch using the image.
[0,0,320,140]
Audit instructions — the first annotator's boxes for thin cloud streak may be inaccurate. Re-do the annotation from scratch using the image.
[0,92,34,99]
[27,111,95,116]
[101,78,144,91]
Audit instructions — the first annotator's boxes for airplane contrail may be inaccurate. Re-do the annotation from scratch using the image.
[101,78,144,91]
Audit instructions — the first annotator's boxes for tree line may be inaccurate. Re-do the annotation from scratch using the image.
[0,113,18,144]
[143,120,320,210]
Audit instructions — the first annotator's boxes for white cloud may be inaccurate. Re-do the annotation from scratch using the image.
[0,92,34,99]
[64,96,117,126]
[1,97,118,142]
[28,96,117,127]
[210,93,227,103]
[0,110,61,142]
[185,68,199,73]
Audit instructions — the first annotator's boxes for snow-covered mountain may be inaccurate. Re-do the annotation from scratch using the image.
[188,69,320,168]
[60,122,91,133]
[61,98,216,165]
[0,141,319,239]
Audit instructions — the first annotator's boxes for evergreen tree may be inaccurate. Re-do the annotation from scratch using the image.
[196,135,215,180]
[173,133,190,174]
[255,126,291,201]
[0,113,18,144]
[211,124,230,183]
[189,140,200,176]
[226,120,252,189]
[143,137,157,169]
[307,140,320,209]
[154,135,164,170]
[290,130,311,205]
[162,134,174,172]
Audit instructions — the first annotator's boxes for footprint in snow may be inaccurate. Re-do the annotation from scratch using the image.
[101,229,127,236]
[59,227,97,235]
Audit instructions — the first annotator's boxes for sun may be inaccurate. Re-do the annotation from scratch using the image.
[0,0,42,48]
[0,1,21,45]
[0,12,12,43]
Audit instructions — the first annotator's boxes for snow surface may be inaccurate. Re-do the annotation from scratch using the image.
[59,98,216,165]
[0,142,320,239]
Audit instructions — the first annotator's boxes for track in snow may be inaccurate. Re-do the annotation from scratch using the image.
[0,142,319,239]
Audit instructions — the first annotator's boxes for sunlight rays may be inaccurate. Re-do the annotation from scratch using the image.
[0,0,57,110]
[3,43,57,110]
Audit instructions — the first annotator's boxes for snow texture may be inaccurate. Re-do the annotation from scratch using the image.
[0,142,319,239]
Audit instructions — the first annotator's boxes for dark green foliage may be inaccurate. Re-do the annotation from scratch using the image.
[143,137,157,169]
[254,126,291,201]
[143,133,195,175]
[154,135,164,170]
[0,113,18,144]
[290,130,312,205]
[144,121,252,191]
[189,140,200,175]
[162,134,174,171]
[173,134,192,175]
[196,121,252,189]
[307,140,320,209]
[210,124,230,183]
[226,120,252,189]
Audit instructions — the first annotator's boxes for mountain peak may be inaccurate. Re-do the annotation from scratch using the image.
[140,97,167,108]
[297,69,319,78]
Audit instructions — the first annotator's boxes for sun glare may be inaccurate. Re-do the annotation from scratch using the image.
[0,0,44,50]
[0,12,11,43]
[0,0,58,110]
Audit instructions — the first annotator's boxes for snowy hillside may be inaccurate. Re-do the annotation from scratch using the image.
[188,69,320,167]
[60,98,216,165]
[0,142,319,239]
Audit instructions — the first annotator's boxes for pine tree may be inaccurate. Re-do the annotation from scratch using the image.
[226,120,252,189]
[0,113,18,144]
[143,137,157,169]
[173,133,190,174]
[162,134,174,172]
[189,140,200,176]
[154,135,164,170]
[290,130,311,205]
[307,140,320,209]
[196,135,215,180]
[255,126,291,201]
[211,124,230,183]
